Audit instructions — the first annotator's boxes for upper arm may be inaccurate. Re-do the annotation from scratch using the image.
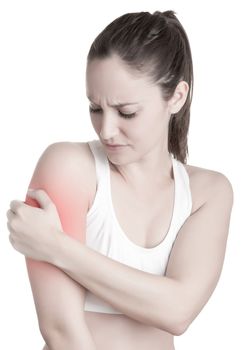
[24,142,92,337]
[165,172,234,330]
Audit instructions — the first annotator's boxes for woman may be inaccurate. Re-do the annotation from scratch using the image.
[7,10,234,350]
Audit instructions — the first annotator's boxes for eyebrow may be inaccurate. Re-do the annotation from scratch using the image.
[87,96,139,107]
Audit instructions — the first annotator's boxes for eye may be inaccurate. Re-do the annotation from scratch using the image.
[89,107,101,113]
[89,107,136,119]
[119,111,136,119]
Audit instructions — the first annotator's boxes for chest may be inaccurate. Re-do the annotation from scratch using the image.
[109,171,175,249]
[85,142,208,250]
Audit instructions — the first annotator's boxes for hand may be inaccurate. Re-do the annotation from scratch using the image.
[6,189,64,263]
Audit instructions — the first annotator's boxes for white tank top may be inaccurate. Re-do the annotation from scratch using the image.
[84,139,192,314]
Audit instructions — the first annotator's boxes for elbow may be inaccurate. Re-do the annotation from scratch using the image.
[170,319,190,336]
[159,280,197,335]
[161,310,192,336]
[162,319,189,336]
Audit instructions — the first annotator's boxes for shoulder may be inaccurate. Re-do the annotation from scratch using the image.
[183,162,234,214]
[31,141,94,200]
[38,141,91,172]
[40,141,86,160]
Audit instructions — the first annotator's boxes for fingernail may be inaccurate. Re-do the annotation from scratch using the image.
[28,188,35,192]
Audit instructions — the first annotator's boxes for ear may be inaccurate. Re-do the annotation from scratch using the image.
[168,80,189,114]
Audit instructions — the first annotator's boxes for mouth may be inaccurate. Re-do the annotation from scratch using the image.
[105,144,127,151]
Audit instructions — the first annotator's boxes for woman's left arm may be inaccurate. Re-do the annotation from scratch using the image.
[52,172,234,336]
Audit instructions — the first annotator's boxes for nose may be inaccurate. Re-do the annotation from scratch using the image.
[99,112,119,140]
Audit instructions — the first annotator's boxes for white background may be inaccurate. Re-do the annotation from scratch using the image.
[0,0,247,348]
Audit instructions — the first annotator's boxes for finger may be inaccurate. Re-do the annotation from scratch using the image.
[9,233,14,245]
[9,232,16,247]
[26,188,54,210]
[9,200,23,213]
[7,221,14,234]
[6,208,15,221]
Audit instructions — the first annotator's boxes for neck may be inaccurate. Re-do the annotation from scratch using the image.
[109,151,173,191]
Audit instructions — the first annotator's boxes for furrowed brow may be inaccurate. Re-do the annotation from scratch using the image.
[87,96,139,107]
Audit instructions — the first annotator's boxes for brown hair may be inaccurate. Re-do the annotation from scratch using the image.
[87,10,194,164]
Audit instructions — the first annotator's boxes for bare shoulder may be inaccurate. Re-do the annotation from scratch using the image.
[54,139,96,178]
[39,141,95,203]
[45,140,93,169]
[183,162,234,214]
[39,141,90,175]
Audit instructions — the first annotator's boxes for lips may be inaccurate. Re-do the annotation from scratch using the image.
[104,143,126,146]
[104,143,127,151]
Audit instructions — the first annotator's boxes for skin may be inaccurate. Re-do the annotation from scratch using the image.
[86,53,189,189]
[7,143,98,349]
[7,53,234,349]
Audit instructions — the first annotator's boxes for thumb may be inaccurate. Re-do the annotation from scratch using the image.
[27,188,53,210]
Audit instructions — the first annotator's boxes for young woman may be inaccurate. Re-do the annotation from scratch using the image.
[7,10,234,350]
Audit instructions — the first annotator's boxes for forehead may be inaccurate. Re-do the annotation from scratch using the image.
[86,55,158,102]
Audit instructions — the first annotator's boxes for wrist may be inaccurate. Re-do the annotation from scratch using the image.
[50,230,81,271]
[48,229,68,266]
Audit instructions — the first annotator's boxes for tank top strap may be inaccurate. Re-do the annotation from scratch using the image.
[87,139,110,193]
[172,155,192,221]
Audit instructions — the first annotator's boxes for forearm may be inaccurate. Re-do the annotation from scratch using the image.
[52,232,185,333]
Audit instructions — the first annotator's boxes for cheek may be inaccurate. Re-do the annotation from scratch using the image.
[137,113,155,134]
[144,108,167,131]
